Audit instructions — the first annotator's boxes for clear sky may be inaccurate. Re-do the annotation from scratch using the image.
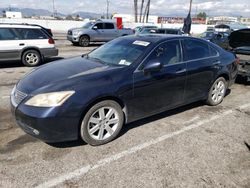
[2,0,250,17]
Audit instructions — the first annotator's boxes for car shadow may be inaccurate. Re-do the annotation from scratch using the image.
[118,101,204,138]
[71,42,104,48]
[0,57,65,68]
[47,139,87,148]
[235,76,250,85]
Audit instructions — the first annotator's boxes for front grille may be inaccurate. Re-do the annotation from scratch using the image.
[13,89,27,105]
[68,30,72,35]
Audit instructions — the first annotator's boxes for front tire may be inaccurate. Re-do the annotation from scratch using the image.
[22,50,41,67]
[206,77,227,106]
[79,35,90,47]
[80,100,124,146]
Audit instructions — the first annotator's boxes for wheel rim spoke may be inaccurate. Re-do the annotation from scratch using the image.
[98,126,105,140]
[89,124,100,134]
[99,108,105,120]
[89,117,100,124]
[105,125,114,135]
[107,118,119,125]
[106,108,114,120]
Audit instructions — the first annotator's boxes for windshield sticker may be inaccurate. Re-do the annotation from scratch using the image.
[119,60,131,66]
[133,40,150,46]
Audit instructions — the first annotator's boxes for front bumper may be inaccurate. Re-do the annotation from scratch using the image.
[67,35,79,43]
[10,95,80,143]
[40,48,59,58]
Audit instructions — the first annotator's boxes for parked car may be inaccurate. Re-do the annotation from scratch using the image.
[0,23,53,37]
[139,28,183,35]
[11,35,238,145]
[157,28,183,35]
[67,20,134,47]
[0,24,58,66]
[201,31,230,50]
[229,28,250,81]
[134,25,158,34]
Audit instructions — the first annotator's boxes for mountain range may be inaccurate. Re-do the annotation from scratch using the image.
[0,7,102,18]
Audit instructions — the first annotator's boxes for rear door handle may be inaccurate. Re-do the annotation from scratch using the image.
[175,68,186,74]
[19,43,25,46]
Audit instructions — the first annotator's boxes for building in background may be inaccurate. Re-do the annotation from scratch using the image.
[5,11,22,19]
[207,16,238,25]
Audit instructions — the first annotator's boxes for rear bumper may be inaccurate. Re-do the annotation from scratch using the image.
[40,48,58,58]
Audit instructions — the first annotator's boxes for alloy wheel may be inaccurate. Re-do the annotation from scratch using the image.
[211,80,225,103]
[25,53,39,65]
[87,107,119,141]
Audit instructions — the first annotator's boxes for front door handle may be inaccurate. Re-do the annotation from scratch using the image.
[175,68,186,74]
[19,43,25,46]
[212,60,221,65]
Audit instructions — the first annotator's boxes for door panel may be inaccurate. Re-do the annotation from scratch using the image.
[103,23,118,41]
[130,40,186,120]
[0,28,22,60]
[182,39,218,101]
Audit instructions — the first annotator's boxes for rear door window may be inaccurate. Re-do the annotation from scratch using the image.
[182,39,210,61]
[0,28,19,40]
[104,23,115,29]
[16,28,48,40]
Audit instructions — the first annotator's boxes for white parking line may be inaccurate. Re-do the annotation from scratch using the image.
[1,96,9,99]
[35,104,248,188]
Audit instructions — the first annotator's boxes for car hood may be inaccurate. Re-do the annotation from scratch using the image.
[17,56,121,94]
[229,29,250,48]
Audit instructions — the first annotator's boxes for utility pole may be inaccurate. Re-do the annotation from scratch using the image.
[146,0,150,23]
[52,0,55,18]
[106,0,110,19]
[189,0,193,13]
[139,0,144,23]
[134,0,138,22]
[142,0,150,23]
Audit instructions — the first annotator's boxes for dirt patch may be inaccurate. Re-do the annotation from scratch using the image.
[0,134,37,154]
[42,147,71,161]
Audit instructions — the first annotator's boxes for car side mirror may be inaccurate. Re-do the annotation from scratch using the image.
[92,26,98,30]
[143,61,162,74]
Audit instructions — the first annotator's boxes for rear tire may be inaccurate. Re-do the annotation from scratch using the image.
[22,50,42,67]
[79,35,90,47]
[206,77,227,106]
[80,100,124,146]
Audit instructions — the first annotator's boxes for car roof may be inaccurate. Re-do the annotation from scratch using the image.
[0,24,41,29]
[126,34,187,43]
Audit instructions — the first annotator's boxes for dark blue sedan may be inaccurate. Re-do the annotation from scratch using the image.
[11,35,238,146]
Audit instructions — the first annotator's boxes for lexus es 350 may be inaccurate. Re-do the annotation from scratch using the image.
[10,35,238,146]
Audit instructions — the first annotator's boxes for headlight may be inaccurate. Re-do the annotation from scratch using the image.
[73,30,80,36]
[25,91,75,107]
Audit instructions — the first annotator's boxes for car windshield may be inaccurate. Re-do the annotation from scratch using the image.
[201,32,214,38]
[87,38,150,66]
[82,22,94,29]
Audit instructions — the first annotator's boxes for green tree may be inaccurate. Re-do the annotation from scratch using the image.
[197,12,207,19]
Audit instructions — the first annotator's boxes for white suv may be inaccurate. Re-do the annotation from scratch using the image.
[0,24,58,66]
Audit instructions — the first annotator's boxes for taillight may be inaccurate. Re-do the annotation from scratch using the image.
[48,38,55,44]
